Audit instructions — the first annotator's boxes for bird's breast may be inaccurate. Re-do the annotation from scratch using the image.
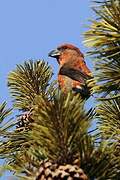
[58,74,84,92]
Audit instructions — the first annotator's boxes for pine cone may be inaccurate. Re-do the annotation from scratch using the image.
[16,110,33,132]
[35,160,88,180]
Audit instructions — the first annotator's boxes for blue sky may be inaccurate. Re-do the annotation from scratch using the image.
[0,0,93,103]
[0,0,93,178]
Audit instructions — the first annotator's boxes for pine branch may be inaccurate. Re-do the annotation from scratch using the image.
[84,0,120,97]
[8,60,53,110]
[31,91,94,164]
[97,97,120,141]
[1,58,119,178]
[0,102,13,133]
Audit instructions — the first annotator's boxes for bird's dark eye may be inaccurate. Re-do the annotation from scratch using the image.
[57,47,67,51]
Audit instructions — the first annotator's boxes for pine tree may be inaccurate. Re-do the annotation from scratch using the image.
[0,0,120,179]
[84,0,120,178]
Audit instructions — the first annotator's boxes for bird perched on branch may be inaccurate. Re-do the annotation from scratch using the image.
[48,43,93,98]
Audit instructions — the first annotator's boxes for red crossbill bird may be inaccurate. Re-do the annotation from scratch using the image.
[48,43,92,98]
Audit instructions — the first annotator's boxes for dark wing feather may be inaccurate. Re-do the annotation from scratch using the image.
[59,64,91,82]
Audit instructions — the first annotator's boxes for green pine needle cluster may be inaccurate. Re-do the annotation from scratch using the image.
[8,60,53,110]
[84,0,120,97]
[84,0,120,178]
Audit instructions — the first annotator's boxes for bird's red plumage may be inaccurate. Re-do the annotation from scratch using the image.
[49,43,92,97]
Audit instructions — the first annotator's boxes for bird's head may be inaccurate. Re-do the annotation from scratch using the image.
[48,43,84,65]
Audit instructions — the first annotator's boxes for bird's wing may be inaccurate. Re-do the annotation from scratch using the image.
[59,63,91,82]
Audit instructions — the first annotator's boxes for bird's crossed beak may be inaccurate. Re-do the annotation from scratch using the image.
[48,49,61,58]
